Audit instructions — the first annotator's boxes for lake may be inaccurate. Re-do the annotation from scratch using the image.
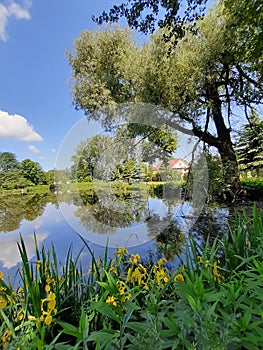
[0,183,254,280]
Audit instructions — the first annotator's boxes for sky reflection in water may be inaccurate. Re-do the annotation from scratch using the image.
[0,188,228,279]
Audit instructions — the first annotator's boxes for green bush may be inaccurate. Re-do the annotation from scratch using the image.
[241,177,263,198]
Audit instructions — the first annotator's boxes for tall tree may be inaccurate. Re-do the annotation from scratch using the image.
[68,4,263,198]
[71,134,116,181]
[0,152,20,171]
[71,128,177,182]
[236,111,263,176]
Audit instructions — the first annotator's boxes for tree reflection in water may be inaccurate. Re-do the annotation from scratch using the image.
[146,213,185,260]
[0,185,230,263]
[0,192,57,232]
[189,207,228,247]
[66,186,187,259]
[74,188,148,234]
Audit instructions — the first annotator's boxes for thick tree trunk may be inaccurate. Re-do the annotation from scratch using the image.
[193,125,243,200]
[209,84,243,200]
[208,83,243,199]
[217,136,243,200]
[170,82,244,200]
[191,82,243,200]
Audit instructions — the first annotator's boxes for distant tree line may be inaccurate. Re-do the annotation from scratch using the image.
[1,109,262,191]
[0,152,55,190]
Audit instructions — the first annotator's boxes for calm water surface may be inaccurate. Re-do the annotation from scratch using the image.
[0,185,238,279]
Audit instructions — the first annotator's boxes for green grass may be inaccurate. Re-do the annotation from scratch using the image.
[0,185,51,197]
[0,205,263,349]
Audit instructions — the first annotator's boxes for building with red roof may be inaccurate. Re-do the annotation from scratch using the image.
[152,158,189,177]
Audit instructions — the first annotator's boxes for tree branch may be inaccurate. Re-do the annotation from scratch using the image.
[236,63,263,93]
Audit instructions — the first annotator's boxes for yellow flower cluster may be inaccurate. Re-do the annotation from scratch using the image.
[109,260,118,275]
[40,291,57,326]
[1,330,12,349]
[212,261,224,284]
[117,249,185,290]
[197,256,210,267]
[198,256,224,284]
[153,258,170,286]
[174,272,185,282]
[106,295,118,307]
[45,275,52,292]
[35,259,59,293]
[35,260,59,324]
[0,294,7,309]
[125,253,150,289]
[103,248,186,309]
[117,247,128,258]
[13,309,24,322]
[129,253,141,264]
[106,281,131,307]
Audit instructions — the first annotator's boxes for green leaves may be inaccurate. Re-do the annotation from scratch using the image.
[223,0,263,78]
[0,151,20,172]
[236,111,263,175]
[3,206,263,349]
[20,158,45,185]
[67,25,138,115]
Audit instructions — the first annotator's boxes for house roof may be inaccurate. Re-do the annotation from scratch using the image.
[152,158,189,172]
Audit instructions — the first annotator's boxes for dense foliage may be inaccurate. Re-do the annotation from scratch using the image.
[0,152,20,172]
[236,111,263,176]
[0,152,47,190]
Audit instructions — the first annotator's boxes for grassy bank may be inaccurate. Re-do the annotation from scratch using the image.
[0,177,262,201]
[0,206,263,349]
[0,185,51,197]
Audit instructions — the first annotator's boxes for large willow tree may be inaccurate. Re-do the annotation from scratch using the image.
[67,3,263,199]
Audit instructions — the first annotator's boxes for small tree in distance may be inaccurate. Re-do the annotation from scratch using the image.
[236,111,263,177]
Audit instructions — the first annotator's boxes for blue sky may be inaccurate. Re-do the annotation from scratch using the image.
[0,0,122,170]
[0,0,244,172]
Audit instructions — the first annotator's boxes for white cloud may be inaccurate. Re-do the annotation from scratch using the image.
[0,1,31,41]
[51,148,56,153]
[0,110,43,141]
[28,144,40,153]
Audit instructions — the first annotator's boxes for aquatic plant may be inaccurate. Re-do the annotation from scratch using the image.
[0,206,263,349]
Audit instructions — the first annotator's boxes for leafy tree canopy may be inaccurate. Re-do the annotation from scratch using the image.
[20,159,46,185]
[0,152,20,172]
[222,0,263,80]
[71,128,177,182]
[71,134,115,181]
